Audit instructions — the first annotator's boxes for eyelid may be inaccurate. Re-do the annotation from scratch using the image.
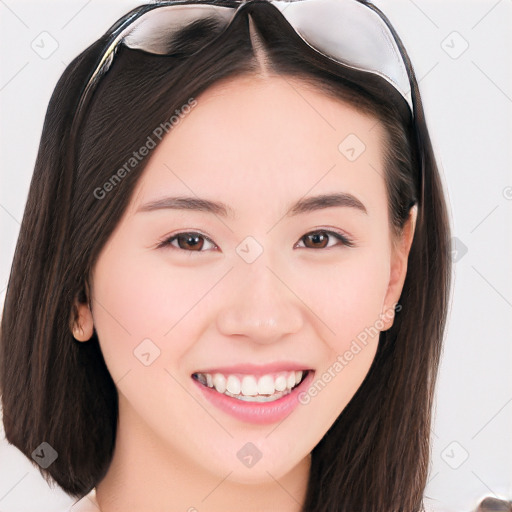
[156,230,218,251]
[296,228,355,249]
[157,227,355,252]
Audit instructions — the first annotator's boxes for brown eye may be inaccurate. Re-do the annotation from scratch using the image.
[159,232,217,252]
[176,233,204,251]
[298,230,354,249]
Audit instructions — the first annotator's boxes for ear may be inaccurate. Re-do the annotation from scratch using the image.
[69,283,94,342]
[379,205,417,331]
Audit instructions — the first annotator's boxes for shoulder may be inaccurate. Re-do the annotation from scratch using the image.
[473,497,512,511]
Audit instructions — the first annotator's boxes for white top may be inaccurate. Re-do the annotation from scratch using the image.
[68,488,99,511]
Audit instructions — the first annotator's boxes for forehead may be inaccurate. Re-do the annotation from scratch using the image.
[129,74,388,220]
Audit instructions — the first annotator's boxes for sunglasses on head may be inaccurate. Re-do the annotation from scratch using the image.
[74,0,414,127]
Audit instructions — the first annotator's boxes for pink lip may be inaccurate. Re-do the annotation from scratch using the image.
[192,362,310,376]
[191,370,315,425]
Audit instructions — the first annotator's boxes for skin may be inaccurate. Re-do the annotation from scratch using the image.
[72,73,416,512]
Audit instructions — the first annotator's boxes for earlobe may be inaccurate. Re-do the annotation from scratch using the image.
[380,205,418,331]
[70,292,94,342]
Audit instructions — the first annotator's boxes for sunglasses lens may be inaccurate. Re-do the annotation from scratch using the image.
[123,5,236,55]
[75,0,413,129]
[272,0,411,110]
[122,0,411,111]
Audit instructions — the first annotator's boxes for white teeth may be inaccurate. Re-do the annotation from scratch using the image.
[226,375,242,395]
[241,375,258,396]
[257,375,275,395]
[212,373,226,393]
[274,375,287,392]
[195,370,308,402]
[226,375,241,395]
[225,389,288,402]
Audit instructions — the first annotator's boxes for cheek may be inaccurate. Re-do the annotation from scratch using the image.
[293,247,390,351]
[90,243,215,375]
[293,250,389,426]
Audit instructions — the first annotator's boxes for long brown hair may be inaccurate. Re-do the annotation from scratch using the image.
[0,1,451,510]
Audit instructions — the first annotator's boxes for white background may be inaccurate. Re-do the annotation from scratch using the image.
[0,1,511,511]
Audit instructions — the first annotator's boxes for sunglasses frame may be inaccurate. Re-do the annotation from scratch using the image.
[73,0,415,127]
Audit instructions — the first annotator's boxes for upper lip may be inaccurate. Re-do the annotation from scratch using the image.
[192,362,313,376]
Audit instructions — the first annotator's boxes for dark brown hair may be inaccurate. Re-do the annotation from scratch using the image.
[0,1,451,510]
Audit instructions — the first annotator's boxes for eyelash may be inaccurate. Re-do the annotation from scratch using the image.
[157,229,355,253]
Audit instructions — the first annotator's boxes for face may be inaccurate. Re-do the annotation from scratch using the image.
[75,74,415,489]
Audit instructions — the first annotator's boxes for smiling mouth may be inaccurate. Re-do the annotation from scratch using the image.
[191,369,311,403]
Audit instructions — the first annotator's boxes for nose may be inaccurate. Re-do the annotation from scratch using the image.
[215,259,304,344]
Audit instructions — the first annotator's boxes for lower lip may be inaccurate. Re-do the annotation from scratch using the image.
[192,371,315,425]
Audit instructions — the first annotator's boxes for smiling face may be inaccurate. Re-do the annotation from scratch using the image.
[74,73,415,504]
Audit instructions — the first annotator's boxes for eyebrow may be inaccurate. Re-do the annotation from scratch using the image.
[137,192,367,218]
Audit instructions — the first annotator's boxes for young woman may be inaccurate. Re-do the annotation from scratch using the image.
[0,0,451,510]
